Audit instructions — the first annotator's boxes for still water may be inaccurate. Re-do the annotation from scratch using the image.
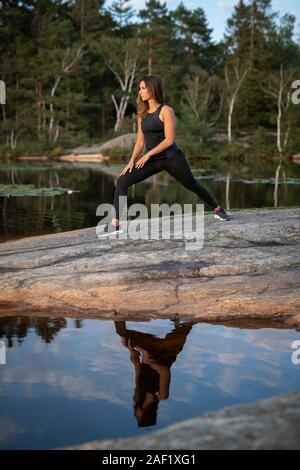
[0,316,299,449]
[0,160,300,242]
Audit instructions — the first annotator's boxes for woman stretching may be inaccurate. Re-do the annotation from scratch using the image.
[100,74,230,236]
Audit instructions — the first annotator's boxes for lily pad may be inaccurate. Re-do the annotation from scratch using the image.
[210,177,300,185]
[0,184,80,197]
[0,163,65,171]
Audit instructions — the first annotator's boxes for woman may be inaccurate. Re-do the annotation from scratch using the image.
[114,320,194,427]
[100,74,230,236]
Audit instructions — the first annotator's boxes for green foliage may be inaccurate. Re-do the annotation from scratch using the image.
[176,102,214,157]
[106,146,131,160]
[284,132,300,158]
[0,0,299,164]
[48,146,65,157]
[0,184,79,197]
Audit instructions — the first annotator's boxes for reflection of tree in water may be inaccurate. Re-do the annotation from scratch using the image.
[74,319,83,329]
[0,316,69,347]
[115,320,195,428]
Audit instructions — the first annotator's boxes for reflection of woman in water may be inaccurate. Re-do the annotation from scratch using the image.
[114,320,194,427]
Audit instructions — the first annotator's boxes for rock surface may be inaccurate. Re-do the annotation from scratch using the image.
[68,133,137,155]
[62,391,300,450]
[57,154,109,162]
[0,207,299,328]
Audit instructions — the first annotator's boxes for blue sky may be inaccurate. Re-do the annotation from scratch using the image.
[106,0,300,42]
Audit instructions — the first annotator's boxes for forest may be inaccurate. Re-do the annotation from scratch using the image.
[0,0,299,160]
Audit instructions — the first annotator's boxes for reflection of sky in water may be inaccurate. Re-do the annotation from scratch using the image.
[0,317,299,449]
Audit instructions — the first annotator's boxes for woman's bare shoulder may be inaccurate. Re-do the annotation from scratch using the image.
[160,105,175,121]
[159,104,176,122]
[162,104,174,112]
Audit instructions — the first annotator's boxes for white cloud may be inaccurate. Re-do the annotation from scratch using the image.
[218,1,236,12]
[218,367,241,394]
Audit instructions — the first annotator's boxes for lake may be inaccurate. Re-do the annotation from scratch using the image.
[0,316,299,449]
[0,159,300,243]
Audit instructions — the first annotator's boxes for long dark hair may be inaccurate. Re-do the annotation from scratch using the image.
[137,75,165,120]
[133,387,159,427]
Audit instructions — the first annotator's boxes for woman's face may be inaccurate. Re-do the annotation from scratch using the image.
[139,81,152,101]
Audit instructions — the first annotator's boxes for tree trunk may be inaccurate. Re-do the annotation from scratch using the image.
[277,64,283,155]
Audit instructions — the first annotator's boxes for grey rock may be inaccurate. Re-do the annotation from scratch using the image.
[67,133,137,155]
[0,208,299,329]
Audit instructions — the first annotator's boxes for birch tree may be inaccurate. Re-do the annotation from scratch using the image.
[98,36,141,132]
[261,63,295,155]
[48,46,84,141]
[183,66,223,126]
[224,60,251,143]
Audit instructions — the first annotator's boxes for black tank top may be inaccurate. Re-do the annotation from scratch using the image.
[141,104,178,160]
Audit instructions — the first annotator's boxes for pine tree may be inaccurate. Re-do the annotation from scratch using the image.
[108,0,136,32]
[171,2,217,74]
[137,0,182,106]
[222,0,279,130]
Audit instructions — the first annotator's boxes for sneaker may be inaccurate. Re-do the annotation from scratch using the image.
[98,222,123,237]
[214,206,231,221]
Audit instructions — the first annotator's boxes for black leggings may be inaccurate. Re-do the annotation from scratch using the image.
[113,148,219,220]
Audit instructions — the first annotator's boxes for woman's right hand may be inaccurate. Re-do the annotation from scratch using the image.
[120,159,134,176]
